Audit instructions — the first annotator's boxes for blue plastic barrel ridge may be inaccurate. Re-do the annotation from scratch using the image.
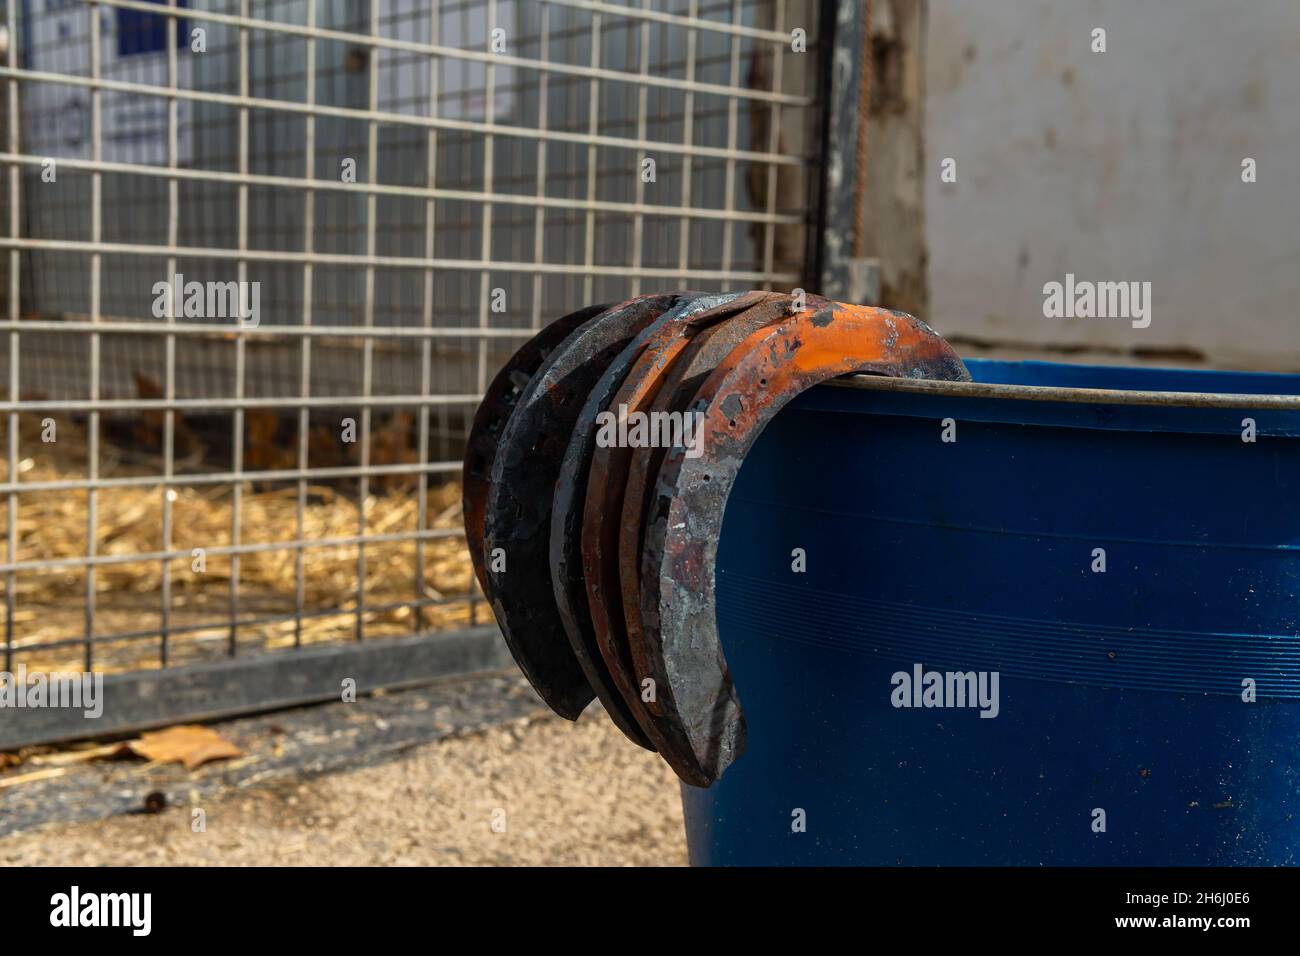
[683,358,1300,866]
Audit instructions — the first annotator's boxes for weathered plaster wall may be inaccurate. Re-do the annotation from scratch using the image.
[925,1,1300,369]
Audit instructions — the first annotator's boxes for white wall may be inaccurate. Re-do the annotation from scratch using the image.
[925,0,1300,370]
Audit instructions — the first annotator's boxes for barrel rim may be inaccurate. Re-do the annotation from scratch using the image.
[828,357,1300,411]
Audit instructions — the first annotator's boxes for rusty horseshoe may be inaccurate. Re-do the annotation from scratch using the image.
[636,303,971,784]
[482,293,681,723]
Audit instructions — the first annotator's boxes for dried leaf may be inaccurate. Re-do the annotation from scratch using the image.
[129,725,243,770]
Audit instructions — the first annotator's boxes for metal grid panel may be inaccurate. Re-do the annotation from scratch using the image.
[0,0,824,676]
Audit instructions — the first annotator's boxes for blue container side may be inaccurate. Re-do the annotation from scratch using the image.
[685,358,1300,866]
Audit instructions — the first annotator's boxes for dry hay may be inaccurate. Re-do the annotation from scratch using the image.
[0,413,485,674]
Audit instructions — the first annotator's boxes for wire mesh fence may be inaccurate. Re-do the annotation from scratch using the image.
[0,0,825,686]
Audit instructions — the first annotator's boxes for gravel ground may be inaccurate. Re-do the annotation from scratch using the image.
[0,705,689,866]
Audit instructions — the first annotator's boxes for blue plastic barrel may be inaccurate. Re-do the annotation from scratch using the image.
[683,358,1300,866]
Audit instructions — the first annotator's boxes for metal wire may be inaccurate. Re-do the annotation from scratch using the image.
[75,0,812,104]
[831,373,1300,411]
[0,0,825,673]
[0,67,805,165]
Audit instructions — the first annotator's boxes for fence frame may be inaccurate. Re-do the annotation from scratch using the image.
[0,0,842,747]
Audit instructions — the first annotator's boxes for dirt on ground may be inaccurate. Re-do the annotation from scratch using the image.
[0,712,689,867]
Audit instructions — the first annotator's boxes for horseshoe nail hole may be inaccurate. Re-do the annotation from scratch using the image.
[702,474,711,482]
[759,378,767,386]
[728,420,736,428]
